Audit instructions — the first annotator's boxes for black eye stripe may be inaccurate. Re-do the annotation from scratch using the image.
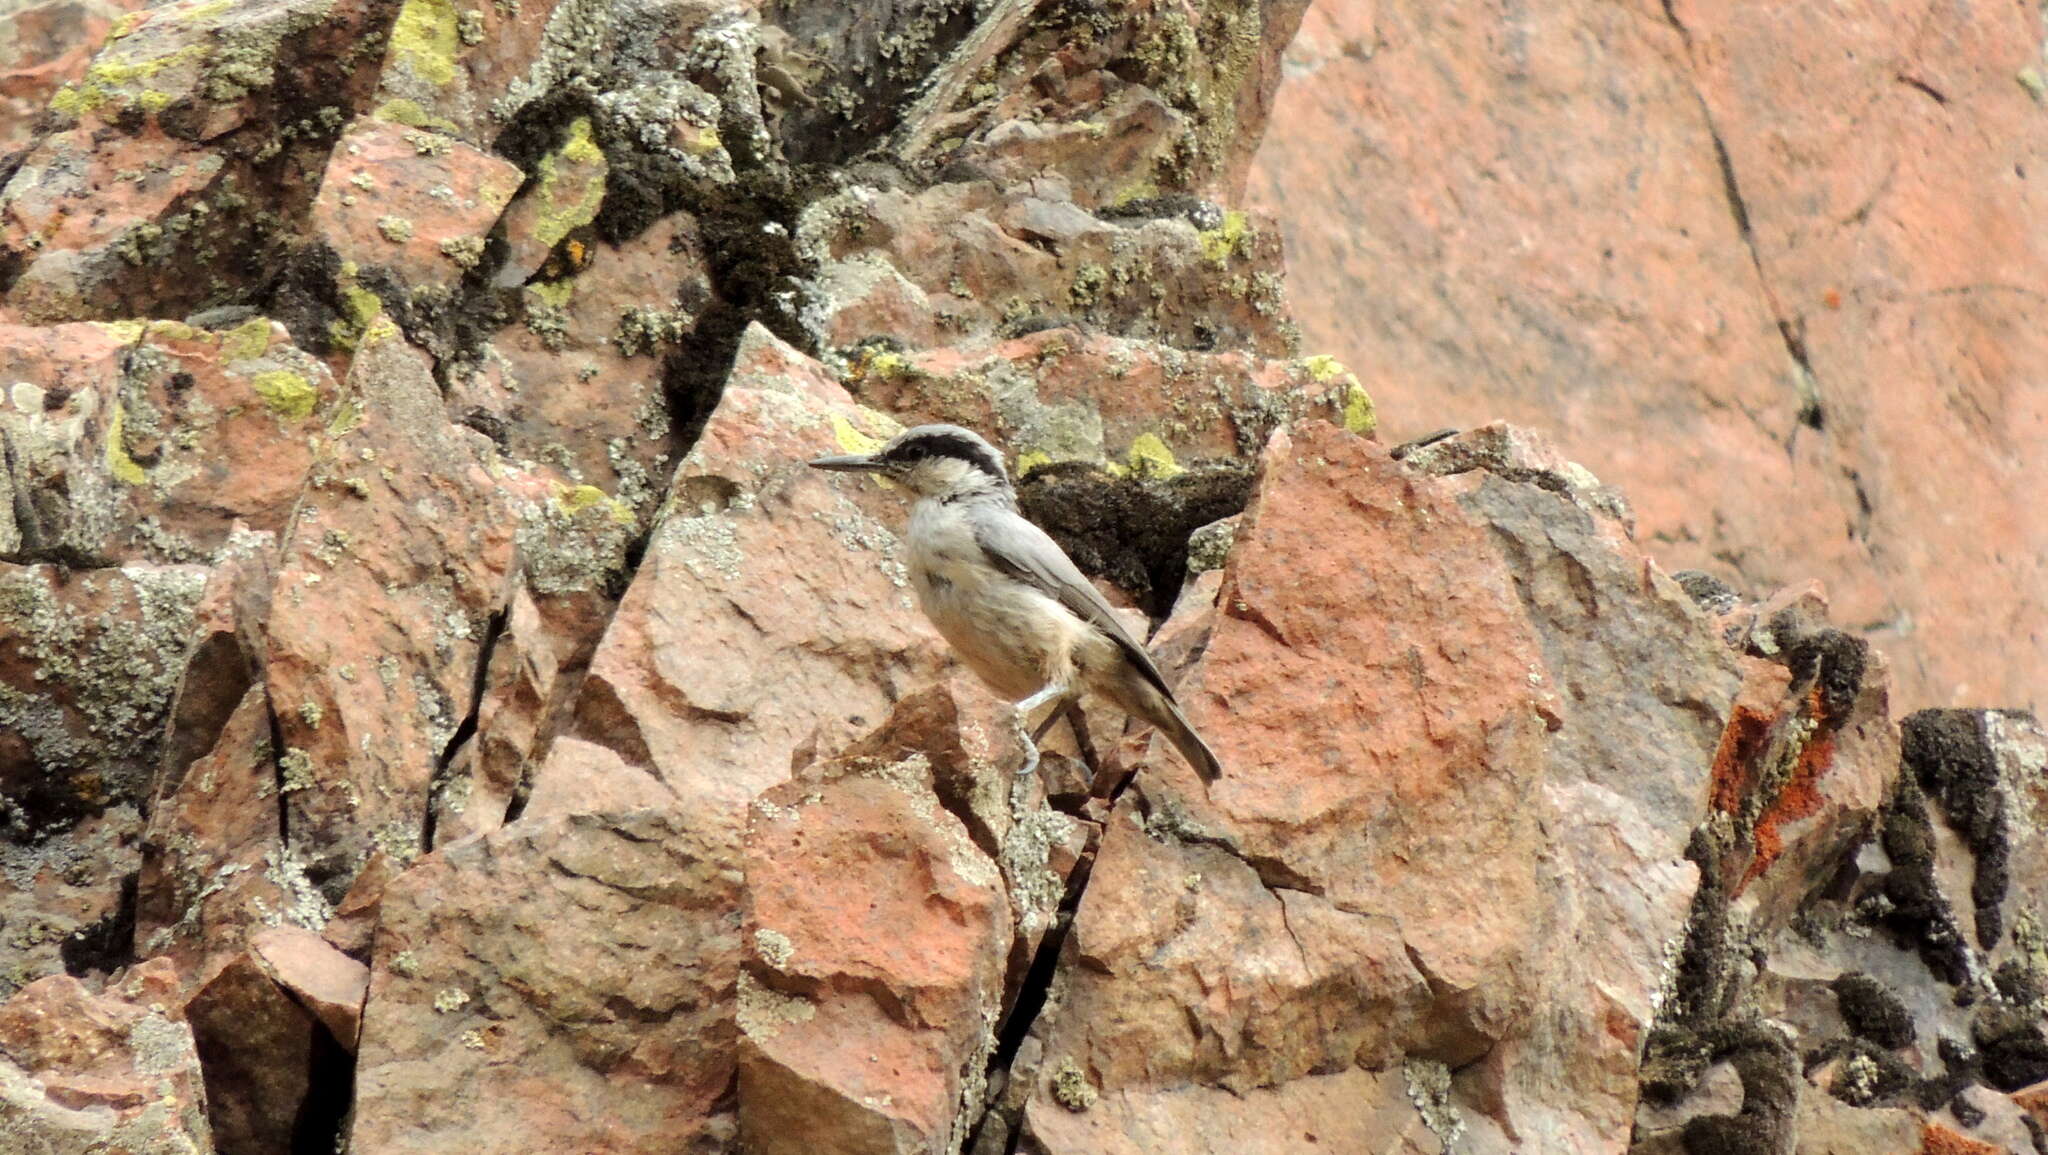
[884,433,1006,480]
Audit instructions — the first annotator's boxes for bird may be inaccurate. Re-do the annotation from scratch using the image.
[809,424,1222,785]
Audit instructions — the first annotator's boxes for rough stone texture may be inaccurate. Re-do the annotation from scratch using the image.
[0,0,399,322]
[183,951,322,1155]
[1005,419,1737,1152]
[349,809,744,1154]
[799,179,1299,362]
[1247,0,2048,713]
[248,925,367,1048]
[0,561,206,991]
[839,328,1363,468]
[738,753,1011,1154]
[0,0,148,155]
[528,324,950,854]
[2,319,340,565]
[0,0,2041,1151]
[0,958,212,1154]
[455,208,708,517]
[258,331,515,895]
[309,116,521,290]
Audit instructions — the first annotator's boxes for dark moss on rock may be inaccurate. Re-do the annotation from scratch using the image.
[1973,1002,2048,1091]
[1903,709,2012,949]
[1015,459,1256,619]
[1677,1026,1798,1155]
[1785,628,1867,727]
[58,871,137,977]
[1831,973,1915,1049]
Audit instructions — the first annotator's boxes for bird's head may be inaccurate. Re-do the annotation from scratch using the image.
[809,424,1013,500]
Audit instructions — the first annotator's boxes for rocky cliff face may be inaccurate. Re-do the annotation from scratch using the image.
[0,1,2042,1153]
[1246,0,2048,715]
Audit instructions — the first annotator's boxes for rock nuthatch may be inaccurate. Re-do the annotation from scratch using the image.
[810,424,1222,785]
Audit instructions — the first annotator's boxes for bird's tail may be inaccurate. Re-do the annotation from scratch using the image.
[1155,696,1222,784]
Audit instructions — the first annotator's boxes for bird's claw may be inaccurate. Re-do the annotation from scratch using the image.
[1011,706,1041,776]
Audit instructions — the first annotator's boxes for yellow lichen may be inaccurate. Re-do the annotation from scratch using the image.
[551,482,636,525]
[1343,381,1377,436]
[250,371,319,420]
[531,118,607,249]
[142,320,202,343]
[49,84,109,117]
[343,286,383,324]
[1124,432,1185,479]
[1296,355,1377,436]
[173,0,235,24]
[106,404,148,485]
[92,320,148,345]
[1014,449,1054,477]
[326,399,364,437]
[1198,209,1251,265]
[373,98,459,131]
[390,0,461,87]
[525,279,574,310]
[831,414,886,456]
[1299,354,1347,383]
[221,318,274,362]
[109,11,150,39]
[359,317,403,347]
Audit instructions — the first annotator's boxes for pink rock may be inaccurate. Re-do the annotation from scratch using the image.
[801,180,1297,359]
[459,210,710,517]
[1014,420,1739,1150]
[889,0,1309,204]
[844,328,1361,469]
[0,0,147,153]
[1248,0,2048,709]
[0,0,396,321]
[0,960,212,1151]
[311,117,523,290]
[250,926,369,1049]
[739,753,1012,1153]
[1025,1066,1448,1155]
[133,683,299,980]
[530,324,951,853]
[0,561,208,986]
[259,332,516,893]
[0,318,338,563]
[185,951,326,1153]
[349,810,744,1154]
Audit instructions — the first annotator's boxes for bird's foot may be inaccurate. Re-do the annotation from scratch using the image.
[1010,706,1041,776]
[1009,684,1065,777]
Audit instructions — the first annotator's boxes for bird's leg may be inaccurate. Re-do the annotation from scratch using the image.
[1010,683,1069,776]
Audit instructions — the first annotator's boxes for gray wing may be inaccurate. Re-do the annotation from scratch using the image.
[973,512,1175,700]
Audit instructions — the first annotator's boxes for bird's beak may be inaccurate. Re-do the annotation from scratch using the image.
[808,453,887,473]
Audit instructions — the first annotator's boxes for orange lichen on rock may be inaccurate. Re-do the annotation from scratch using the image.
[1921,1122,2005,1155]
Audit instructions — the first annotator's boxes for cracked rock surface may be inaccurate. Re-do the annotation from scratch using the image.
[0,0,2042,1152]
[1248,0,2048,713]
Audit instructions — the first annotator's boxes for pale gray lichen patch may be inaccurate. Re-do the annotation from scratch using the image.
[1402,1057,1465,1148]
[999,775,1074,937]
[658,514,744,584]
[0,565,206,804]
[512,489,634,596]
[259,844,334,930]
[1184,515,1237,573]
[736,970,815,1041]
[820,500,907,588]
[128,1012,197,1076]
[861,755,1000,891]
[1051,1055,1097,1112]
[753,927,794,968]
